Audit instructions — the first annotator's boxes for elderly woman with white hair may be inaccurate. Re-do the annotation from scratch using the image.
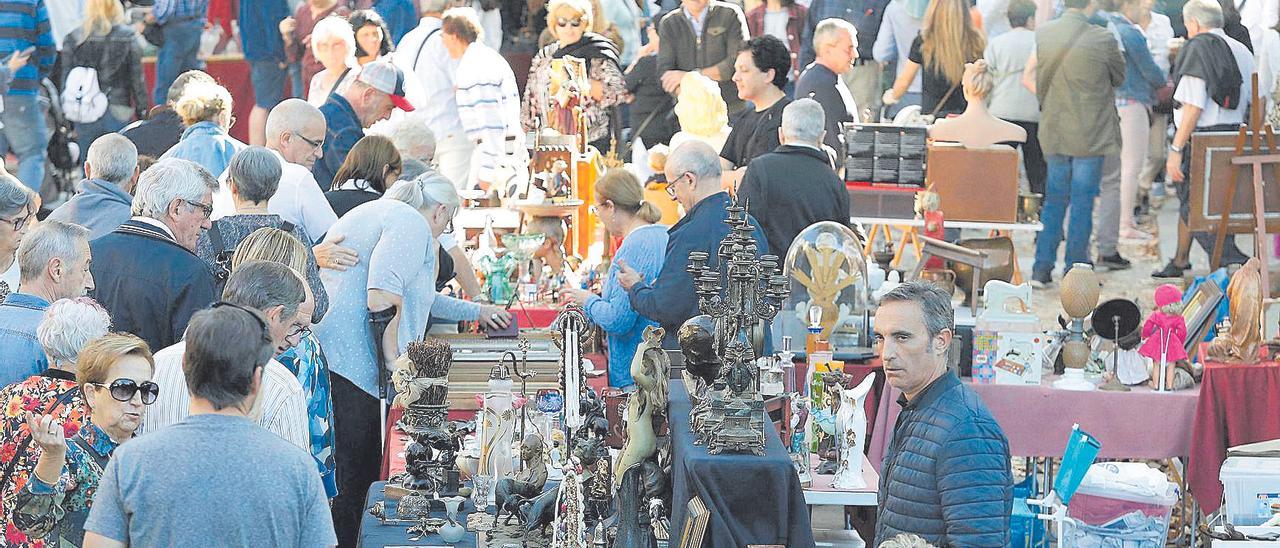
[307,15,359,108]
[14,333,156,548]
[160,80,247,177]
[317,171,511,536]
[0,172,35,296]
[0,298,113,547]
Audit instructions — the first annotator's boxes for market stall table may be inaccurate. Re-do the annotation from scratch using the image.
[804,454,879,507]
[669,380,814,548]
[358,481,479,548]
[1188,360,1280,513]
[868,375,1200,469]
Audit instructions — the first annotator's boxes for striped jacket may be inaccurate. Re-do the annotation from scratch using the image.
[0,0,55,96]
[454,42,526,185]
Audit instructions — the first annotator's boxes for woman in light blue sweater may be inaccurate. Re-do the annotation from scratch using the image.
[565,170,668,389]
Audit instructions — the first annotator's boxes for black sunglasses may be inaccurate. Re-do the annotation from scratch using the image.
[89,378,160,405]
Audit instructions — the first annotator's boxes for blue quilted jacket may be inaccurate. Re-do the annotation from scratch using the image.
[874,372,1013,547]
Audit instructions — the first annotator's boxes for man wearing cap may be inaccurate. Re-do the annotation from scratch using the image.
[312,60,415,190]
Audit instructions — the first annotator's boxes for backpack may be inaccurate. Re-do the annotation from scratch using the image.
[61,66,108,124]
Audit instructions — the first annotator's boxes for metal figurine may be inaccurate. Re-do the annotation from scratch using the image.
[680,199,790,455]
[509,339,538,441]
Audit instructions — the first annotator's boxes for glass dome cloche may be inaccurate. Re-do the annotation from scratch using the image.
[777,221,871,354]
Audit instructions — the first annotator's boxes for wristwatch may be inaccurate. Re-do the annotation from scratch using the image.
[1169,143,1184,154]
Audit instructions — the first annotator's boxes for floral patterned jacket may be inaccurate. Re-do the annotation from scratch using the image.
[12,423,118,548]
[522,43,630,144]
[0,370,87,548]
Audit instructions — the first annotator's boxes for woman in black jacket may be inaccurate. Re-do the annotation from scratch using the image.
[61,0,149,165]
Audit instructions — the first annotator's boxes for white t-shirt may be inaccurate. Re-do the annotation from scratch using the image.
[1173,30,1254,130]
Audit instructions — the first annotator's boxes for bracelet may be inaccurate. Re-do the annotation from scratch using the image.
[1169,143,1184,154]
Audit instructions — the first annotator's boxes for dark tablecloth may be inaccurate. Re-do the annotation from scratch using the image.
[358,481,479,548]
[669,381,815,548]
[1188,361,1280,513]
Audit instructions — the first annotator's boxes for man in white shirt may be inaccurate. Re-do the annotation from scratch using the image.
[145,260,312,452]
[394,0,476,190]
[1154,0,1254,277]
[440,7,527,192]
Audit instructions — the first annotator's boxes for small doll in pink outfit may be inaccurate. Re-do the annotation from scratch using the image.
[1139,284,1189,390]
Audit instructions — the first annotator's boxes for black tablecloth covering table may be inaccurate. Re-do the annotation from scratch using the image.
[669,380,815,547]
[358,481,480,548]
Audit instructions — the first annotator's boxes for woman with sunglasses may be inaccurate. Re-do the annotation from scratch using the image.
[562,170,668,389]
[0,298,112,546]
[14,333,156,547]
[521,0,628,153]
[0,174,34,297]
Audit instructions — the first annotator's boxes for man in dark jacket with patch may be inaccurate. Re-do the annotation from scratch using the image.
[90,157,219,352]
[618,140,768,348]
[873,282,1012,547]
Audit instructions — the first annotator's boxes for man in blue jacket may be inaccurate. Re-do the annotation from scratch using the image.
[618,140,768,348]
[873,282,1012,547]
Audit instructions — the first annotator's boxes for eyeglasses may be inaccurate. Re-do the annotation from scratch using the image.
[0,211,30,231]
[287,323,313,340]
[665,172,691,200]
[556,17,584,27]
[88,378,160,405]
[294,132,324,150]
[211,301,273,344]
[183,199,213,219]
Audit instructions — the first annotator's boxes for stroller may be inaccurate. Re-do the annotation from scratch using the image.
[39,76,80,211]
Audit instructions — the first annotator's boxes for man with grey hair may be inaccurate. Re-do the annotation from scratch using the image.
[873,281,1011,547]
[48,134,140,240]
[738,98,851,257]
[618,140,768,346]
[1153,0,1254,277]
[394,0,474,189]
[146,260,311,452]
[213,99,345,263]
[370,112,437,165]
[797,18,860,154]
[89,158,219,351]
[0,220,94,386]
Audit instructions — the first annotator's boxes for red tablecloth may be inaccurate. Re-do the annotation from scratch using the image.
[1188,361,1280,514]
[867,376,1200,472]
[508,305,562,329]
[143,56,253,143]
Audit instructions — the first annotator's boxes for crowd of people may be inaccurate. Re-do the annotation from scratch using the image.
[0,0,1273,545]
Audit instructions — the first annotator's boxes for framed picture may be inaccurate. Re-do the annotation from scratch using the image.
[1182,281,1224,357]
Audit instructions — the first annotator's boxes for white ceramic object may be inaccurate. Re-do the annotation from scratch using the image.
[832,374,877,490]
[1052,368,1097,391]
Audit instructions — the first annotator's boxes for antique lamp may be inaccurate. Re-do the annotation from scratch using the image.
[1053,264,1100,391]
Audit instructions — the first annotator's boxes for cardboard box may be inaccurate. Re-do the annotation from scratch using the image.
[974,318,1045,386]
[925,144,1020,223]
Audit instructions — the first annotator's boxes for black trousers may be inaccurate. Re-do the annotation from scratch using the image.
[1011,120,1047,197]
[1176,133,1249,264]
[331,374,382,547]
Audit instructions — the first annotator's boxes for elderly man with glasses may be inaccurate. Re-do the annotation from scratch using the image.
[89,158,220,352]
[617,140,768,348]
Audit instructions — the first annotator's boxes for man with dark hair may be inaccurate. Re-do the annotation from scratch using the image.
[83,305,337,547]
[873,281,1012,547]
[1153,0,1254,277]
[145,260,311,453]
[720,35,793,187]
[657,0,750,114]
[1023,0,1123,288]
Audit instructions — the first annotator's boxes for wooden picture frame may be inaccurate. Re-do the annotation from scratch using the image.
[1182,280,1224,358]
[1186,132,1280,233]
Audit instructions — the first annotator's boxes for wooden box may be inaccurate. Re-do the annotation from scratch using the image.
[924,144,1020,223]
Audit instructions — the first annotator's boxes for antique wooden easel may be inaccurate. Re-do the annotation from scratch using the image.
[1209,75,1275,301]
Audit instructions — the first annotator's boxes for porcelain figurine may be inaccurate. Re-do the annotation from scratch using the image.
[479,365,515,484]
[439,496,469,543]
[1207,257,1264,364]
[1139,284,1189,390]
[832,375,876,489]
[615,326,669,486]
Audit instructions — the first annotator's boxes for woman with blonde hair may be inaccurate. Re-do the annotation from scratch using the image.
[522,0,629,153]
[325,135,403,217]
[883,0,986,118]
[60,0,148,164]
[563,169,667,388]
[307,15,359,108]
[161,80,246,177]
[232,227,339,500]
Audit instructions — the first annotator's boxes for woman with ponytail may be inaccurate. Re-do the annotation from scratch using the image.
[563,169,668,389]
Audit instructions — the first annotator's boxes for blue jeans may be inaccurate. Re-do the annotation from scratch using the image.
[1034,154,1104,275]
[0,94,48,192]
[152,18,207,106]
